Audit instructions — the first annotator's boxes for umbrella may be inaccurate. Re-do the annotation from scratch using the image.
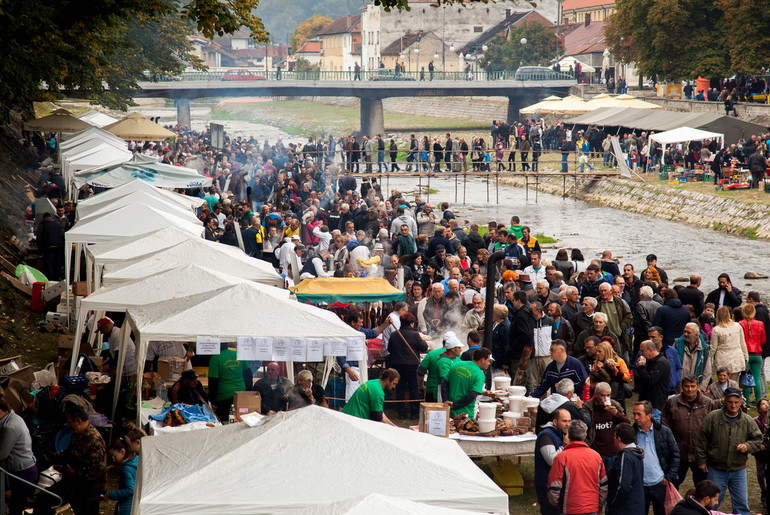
[24,109,93,133]
[520,95,567,115]
[104,112,174,140]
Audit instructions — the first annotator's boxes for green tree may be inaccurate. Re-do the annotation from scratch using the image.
[484,21,562,71]
[294,57,320,72]
[289,15,333,53]
[605,0,729,80]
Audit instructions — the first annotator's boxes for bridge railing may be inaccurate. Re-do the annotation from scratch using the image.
[144,69,576,83]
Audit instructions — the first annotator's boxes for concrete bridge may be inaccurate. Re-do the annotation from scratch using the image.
[134,78,573,135]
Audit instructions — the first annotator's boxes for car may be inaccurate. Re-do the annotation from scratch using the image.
[222,69,267,81]
[513,66,574,81]
[368,69,416,81]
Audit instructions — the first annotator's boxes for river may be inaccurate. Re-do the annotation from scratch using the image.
[134,101,770,300]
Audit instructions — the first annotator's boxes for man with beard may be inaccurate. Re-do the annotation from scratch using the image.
[342,368,400,425]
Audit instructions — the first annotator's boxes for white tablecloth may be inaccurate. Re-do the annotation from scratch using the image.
[449,432,536,457]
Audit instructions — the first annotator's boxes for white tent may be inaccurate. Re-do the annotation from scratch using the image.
[75,179,205,219]
[323,494,479,514]
[61,141,133,194]
[69,265,287,375]
[59,127,125,150]
[133,406,508,514]
[76,191,200,225]
[76,110,119,128]
[558,56,595,73]
[100,238,282,288]
[647,126,724,165]
[73,153,211,191]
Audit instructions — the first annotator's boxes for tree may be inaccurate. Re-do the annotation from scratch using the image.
[294,58,320,72]
[289,15,333,53]
[484,21,562,72]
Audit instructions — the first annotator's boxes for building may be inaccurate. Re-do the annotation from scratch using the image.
[562,20,641,85]
[379,31,458,73]
[562,0,615,25]
[360,0,560,72]
[316,15,362,73]
[295,39,322,68]
[188,30,289,72]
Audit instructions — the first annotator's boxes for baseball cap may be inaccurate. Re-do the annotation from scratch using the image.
[291,235,301,241]
[443,331,463,349]
[646,254,657,261]
[97,317,113,329]
[723,387,742,399]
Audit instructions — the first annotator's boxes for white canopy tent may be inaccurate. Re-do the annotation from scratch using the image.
[647,126,724,165]
[323,494,479,514]
[69,265,287,375]
[73,154,211,191]
[61,142,133,197]
[115,283,366,425]
[100,238,282,288]
[76,110,119,128]
[75,179,205,220]
[133,406,508,514]
[558,56,595,73]
[76,191,201,226]
[59,127,125,151]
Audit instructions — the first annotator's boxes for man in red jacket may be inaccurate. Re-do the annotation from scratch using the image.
[548,419,608,514]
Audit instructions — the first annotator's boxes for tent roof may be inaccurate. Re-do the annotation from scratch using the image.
[59,127,125,150]
[61,142,132,172]
[105,112,175,140]
[76,179,205,212]
[649,126,723,145]
[325,493,479,514]
[24,109,93,132]
[81,264,286,313]
[73,153,211,190]
[101,238,282,287]
[135,406,507,514]
[567,107,766,143]
[84,227,196,265]
[65,203,203,245]
[290,277,406,303]
[76,110,119,128]
[585,94,661,110]
[558,56,595,72]
[75,191,200,225]
[126,283,360,344]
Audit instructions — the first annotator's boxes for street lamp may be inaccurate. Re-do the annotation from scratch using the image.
[520,37,528,66]
[482,44,488,52]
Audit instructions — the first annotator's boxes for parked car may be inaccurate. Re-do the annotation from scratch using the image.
[222,69,267,81]
[368,69,416,81]
[513,66,573,81]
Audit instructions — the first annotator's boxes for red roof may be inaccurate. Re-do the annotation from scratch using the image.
[563,0,615,11]
[297,41,321,54]
[563,21,607,56]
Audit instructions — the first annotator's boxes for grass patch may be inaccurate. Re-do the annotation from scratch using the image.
[746,226,759,240]
[427,188,440,194]
[535,234,558,244]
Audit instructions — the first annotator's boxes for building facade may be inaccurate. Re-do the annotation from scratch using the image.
[317,15,362,73]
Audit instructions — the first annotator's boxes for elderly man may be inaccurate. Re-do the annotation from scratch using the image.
[253,362,290,415]
[461,294,485,335]
[561,286,582,325]
[596,282,633,360]
[634,285,661,351]
[633,400,680,515]
[535,409,572,515]
[381,302,409,363]
[675,322,712,391]
[583,381,630,471]
[536,280,559,307]
[299,249,330,279]
[531,340,587,399]
[663,375,718,488]
[636,340,671,423]
[573,296,597,337]
[548,420,608,515]
[536,378,589,433]
[422,283,446,335]
[696,387,762,515]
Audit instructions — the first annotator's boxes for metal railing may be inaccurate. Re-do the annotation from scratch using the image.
[0,466,63,513]
[145,69,578,83]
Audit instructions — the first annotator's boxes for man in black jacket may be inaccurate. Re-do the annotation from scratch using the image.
[704,273,742,309]
[508,290,534,375]
[747,148,767,189]
[677,274,705,317]
[635,340,670,424]
[670,480,722,515]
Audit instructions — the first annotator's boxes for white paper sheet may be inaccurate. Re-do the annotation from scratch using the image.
[346,337,364,361]
[289,339,307,362]
[196,336,220,355]
[272,339,289,361]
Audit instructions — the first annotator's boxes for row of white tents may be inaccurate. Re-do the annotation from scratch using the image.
[63,179,508,514]
[521,93,662,115]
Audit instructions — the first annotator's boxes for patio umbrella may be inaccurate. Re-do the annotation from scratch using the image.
[104,112,174,140]
[24,109,93,133]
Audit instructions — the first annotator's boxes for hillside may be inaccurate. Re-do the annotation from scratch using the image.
[257,0,366,44]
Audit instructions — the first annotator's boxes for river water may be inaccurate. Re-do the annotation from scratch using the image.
[132,101,770,299]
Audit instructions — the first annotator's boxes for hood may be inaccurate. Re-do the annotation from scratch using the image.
[539,393,570,414]
[621,444,645,459]
[665,298,684,308]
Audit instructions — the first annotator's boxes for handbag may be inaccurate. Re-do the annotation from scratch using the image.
[740,367,755,388]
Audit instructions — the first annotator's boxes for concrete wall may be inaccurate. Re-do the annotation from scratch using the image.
[500,175,770,240]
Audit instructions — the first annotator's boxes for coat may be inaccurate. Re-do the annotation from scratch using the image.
[633,421,680,483]
[509,305,534,363]
[662,392,718,461]
[607,445,645,515]
[652,298,691,346]
[696,408,762,471]
[547,441,608,514]
[710,322,748,374]
[108,455,138,515]
[636,353,671,411]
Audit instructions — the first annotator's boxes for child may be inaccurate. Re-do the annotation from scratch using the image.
[104,437,139,515]
[579,153,595,173]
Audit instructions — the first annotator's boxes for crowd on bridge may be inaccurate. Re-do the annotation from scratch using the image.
[13,116,770,515]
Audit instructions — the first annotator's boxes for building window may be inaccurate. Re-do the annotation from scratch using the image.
[474,26,483,33]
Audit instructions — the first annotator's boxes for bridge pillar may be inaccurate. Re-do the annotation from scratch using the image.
[359,97,384,137]
[507,96,531,123]
[175,98,191,128]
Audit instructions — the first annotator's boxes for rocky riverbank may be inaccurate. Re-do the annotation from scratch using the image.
[499,175,770,241]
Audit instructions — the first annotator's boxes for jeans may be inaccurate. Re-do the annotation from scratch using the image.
[644,482,666,515]
[561,153,568,173]
[708,467,750,515]
[378,151,385,171]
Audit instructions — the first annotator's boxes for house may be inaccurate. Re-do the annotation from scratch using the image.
[562,0,615,25]
[317,15,362,73]
[295,39,322,67]
[379,31,458,73]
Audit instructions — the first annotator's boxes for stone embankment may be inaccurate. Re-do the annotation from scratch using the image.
[500,175,770,240]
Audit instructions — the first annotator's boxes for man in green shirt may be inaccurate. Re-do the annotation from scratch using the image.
[208,345,253,423]
[343,368,400,425]
[436,332,464,385]
[418,347,446,402]
[441,347,492,417]
[508,215,524,240]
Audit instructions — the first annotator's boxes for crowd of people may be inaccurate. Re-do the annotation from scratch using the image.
[13,120,770,515]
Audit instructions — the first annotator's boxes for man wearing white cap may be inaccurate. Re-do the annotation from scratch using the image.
[436,332,464,401]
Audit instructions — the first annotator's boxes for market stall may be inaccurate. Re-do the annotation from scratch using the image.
[133,406,508,514]
[289,277,406,304]
[76,191,200,226]
[73,153,211,191]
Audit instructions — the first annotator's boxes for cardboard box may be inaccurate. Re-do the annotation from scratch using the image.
[2,382,24,412]
[71,281,89,297]
[419,402,450,437]
[157,356,186,382]
[233,391,261,421]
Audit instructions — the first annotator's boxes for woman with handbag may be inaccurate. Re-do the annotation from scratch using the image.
[710,305,748,383]
[387,313,428,419]
[739,303,766,405]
